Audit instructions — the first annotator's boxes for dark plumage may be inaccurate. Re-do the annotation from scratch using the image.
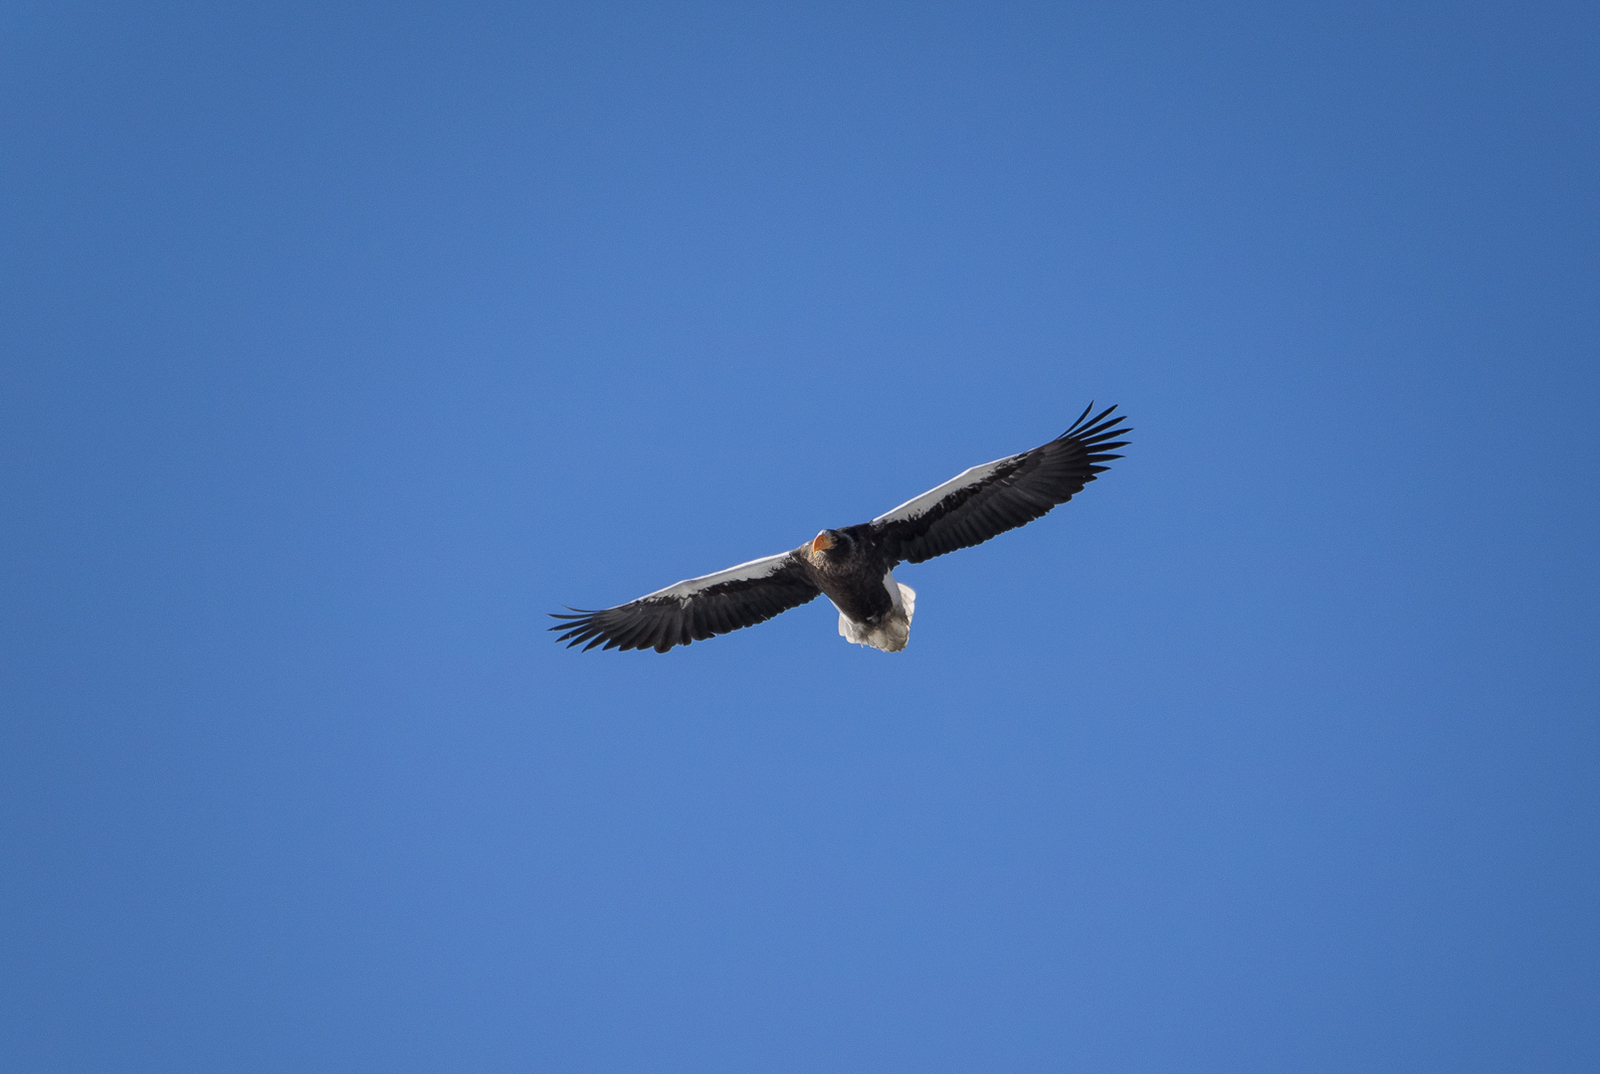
[552,403,1130,652]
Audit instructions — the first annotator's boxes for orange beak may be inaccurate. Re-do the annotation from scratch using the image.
[810,531,835,554]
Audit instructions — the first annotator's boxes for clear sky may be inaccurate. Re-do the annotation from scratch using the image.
[3,2,1597,1071]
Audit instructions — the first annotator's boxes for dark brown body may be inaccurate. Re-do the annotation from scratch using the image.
[795,524,896,624]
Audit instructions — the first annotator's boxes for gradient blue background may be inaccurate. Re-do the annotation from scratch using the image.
[3,3,1597,1071]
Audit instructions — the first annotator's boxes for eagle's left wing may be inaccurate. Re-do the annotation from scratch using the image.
[870,404,1130,565]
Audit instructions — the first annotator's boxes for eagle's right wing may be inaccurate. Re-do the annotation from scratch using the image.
[551,552,821,653]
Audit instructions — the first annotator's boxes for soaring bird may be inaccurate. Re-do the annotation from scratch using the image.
[552,403,1130,653]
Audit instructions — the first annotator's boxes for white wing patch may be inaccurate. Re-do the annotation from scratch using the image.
[636,551,794,603]
[872,454,1018,525]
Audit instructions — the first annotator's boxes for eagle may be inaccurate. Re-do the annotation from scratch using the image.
[552,403,1130,653]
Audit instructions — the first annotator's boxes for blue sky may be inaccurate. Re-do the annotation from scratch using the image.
[3,2,1597,1071]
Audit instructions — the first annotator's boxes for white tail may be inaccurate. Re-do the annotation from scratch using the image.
[837,574,916,652]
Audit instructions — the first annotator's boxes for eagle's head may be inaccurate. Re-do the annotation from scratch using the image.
[808,529,844,557]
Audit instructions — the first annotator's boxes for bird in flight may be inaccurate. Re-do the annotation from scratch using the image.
[552,403,1130,653]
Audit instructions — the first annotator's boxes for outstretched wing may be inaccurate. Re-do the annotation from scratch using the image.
[550,552,821,653]
[871,403,1130,565]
